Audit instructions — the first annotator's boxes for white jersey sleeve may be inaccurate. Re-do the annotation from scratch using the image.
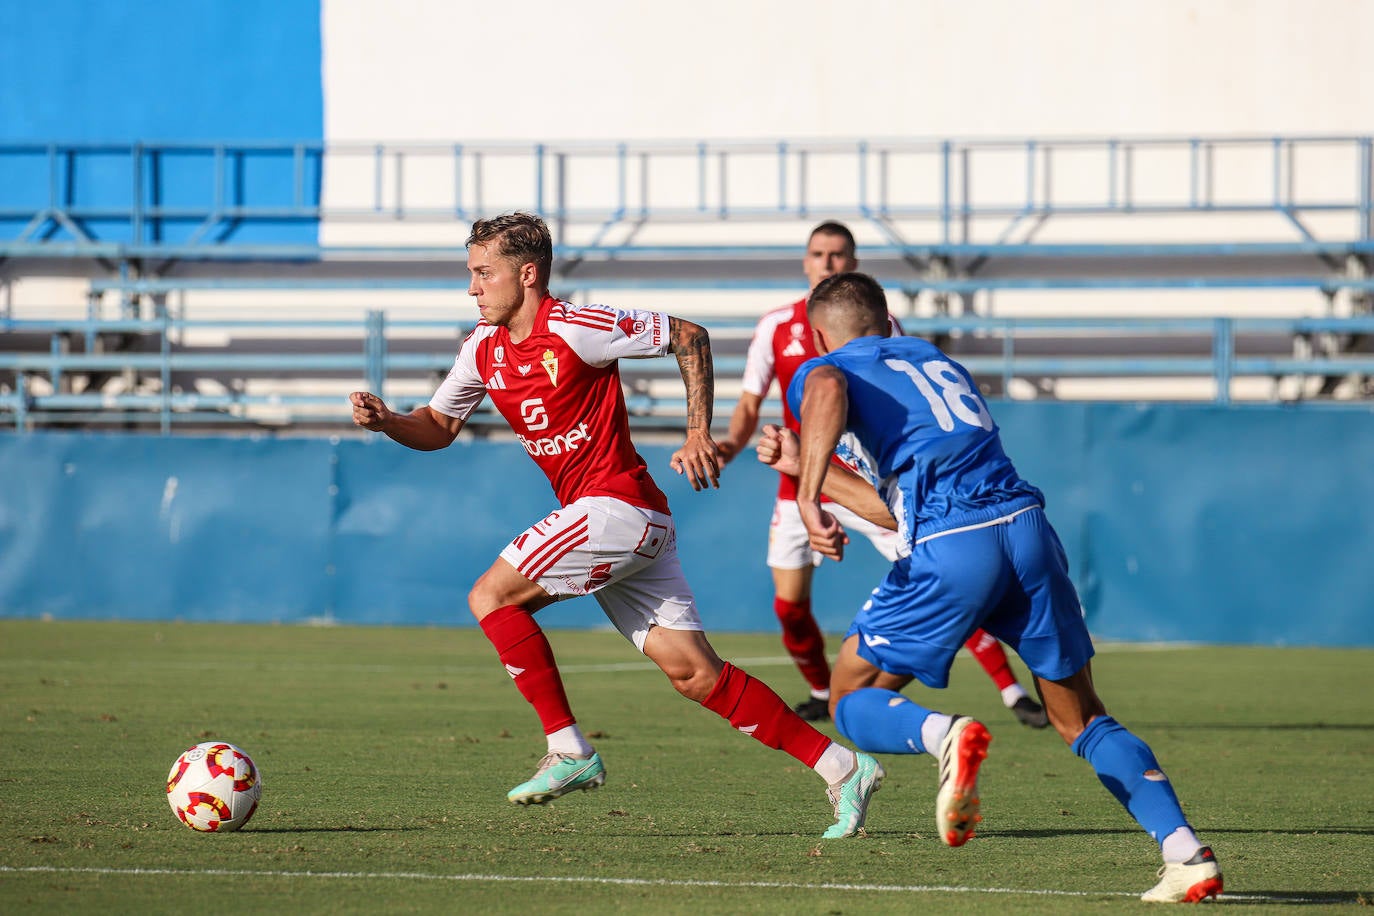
[835,431,909,548]
[740,307,789,398]
[428,326,491,420]
[547,300,670,367]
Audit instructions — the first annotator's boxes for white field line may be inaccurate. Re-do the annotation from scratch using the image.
[0,865,1333,904]
[0,642,1207,676]
[0,656,794,675]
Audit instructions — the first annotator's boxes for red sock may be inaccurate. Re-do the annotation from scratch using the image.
[478,605,576,733]
[774,596,830,692]
[701,662,830,767]
[965,628,1017,691]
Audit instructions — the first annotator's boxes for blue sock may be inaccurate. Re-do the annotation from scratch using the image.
[1071,716,1190,845]
[834,688,937,755]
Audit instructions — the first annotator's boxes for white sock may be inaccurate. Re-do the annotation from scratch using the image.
[1000,683,1029,708]
[545,725,594,757]
[810,687,831,701]
[813,742,857,785]
[920,712,955,755]
[1161,826,1203,863]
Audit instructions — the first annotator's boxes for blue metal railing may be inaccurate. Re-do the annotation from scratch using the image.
[3,135,1371,249]
[3,314,1373,432]
[64,272,1374,326]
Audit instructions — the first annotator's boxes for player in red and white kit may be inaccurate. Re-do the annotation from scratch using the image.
[717,221,1049,727]
[350,212,884,837]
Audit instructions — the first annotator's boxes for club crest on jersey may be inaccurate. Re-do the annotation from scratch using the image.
[493,344,505,364]
[541,349,559,386]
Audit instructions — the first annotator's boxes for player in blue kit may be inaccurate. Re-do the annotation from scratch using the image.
[758,271,1223,903]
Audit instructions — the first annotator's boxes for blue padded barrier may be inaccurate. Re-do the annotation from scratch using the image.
[1,404,1372,647]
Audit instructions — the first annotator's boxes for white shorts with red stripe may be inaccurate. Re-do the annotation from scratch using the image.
[499,496,703,652]
[766,497,907,570]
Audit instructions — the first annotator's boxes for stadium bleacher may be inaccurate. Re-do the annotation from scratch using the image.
[2,135,1372,432]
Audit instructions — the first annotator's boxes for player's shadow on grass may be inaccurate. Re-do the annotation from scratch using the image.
[991,827,1152,839]
[1132,722,1374,731]
[247,826,426,834]
[1210,826,1374,837]
[993,826,1374,839]
[1216,891,1373,906]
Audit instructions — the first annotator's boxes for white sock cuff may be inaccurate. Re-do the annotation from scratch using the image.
[814,743,857,785]
[919,712,955,756]
[546,725,594,758]
[1160,826,1203,863]
[1000,683,1029,707]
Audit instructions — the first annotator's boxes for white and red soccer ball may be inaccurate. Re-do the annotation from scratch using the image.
[166,742,262,832]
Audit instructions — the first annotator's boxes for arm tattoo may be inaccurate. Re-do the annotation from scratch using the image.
[668,316,714,433]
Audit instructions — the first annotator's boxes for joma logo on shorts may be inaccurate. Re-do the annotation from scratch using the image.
[516,422,593,456]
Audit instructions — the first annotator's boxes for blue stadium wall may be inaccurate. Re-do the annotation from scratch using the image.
[2,402,1371,647]
[0,0,323,245]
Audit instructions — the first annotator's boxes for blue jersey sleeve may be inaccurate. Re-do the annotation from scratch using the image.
[785,356,826,422]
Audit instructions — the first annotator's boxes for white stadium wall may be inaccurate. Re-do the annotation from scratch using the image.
[317,0,1374,319]
[322,0,1372,141]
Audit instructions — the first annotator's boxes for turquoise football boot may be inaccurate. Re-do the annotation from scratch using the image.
[507,752,606,805]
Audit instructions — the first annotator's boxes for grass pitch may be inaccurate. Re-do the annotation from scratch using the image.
[1,619,1371,913]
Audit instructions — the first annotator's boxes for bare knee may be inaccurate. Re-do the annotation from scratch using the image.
[467,571,514,622]
[642,628,724,703]
[467,561,551,622]
[466,571,498,621]
[667,665,720,703]
[653,647,722,701]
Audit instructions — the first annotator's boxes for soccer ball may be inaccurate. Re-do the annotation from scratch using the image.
[165,742,263,832]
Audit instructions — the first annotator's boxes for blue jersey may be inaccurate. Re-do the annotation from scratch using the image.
[787,335,1043,544]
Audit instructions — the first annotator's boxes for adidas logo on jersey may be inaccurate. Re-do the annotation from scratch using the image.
[781,339,808,357]
[486,370,507,390]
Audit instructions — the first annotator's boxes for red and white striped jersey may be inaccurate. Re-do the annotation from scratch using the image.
[429,295,672,513]
[740,296,903,500]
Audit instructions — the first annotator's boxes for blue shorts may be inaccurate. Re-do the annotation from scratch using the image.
[844,506,1094,689]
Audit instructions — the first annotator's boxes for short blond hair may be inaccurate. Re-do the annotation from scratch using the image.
[466,212,553,282]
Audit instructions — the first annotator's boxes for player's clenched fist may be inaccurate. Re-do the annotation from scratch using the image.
[797,499,846,562]
[350,391,393,431]
[755,424,801,476]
